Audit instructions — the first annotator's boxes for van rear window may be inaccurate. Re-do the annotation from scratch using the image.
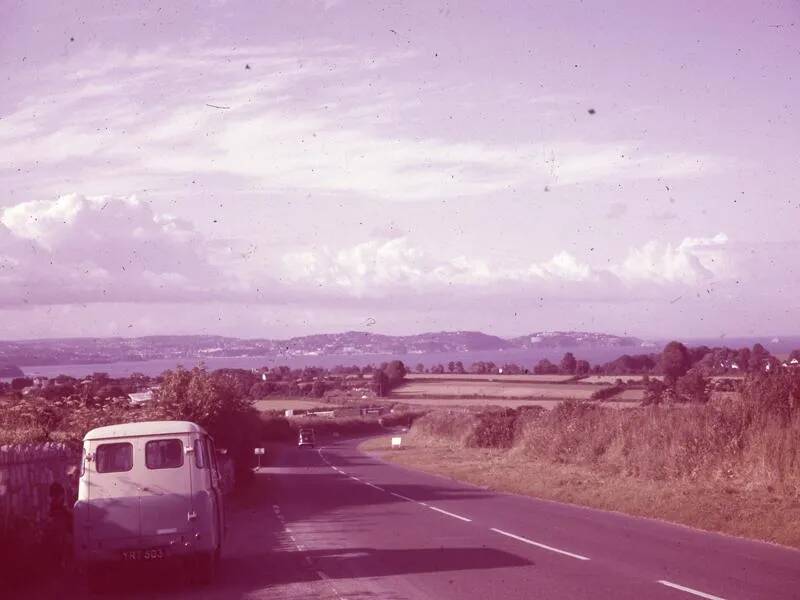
[146,439,184,469]
[96,442,133,473]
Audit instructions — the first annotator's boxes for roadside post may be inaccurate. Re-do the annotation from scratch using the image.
[391,437,402,450]
[254,447,265,469]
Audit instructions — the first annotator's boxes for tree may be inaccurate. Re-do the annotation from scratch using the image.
[415,363,425,374]
[154,367,261,485]
[453,361,466,374]
[384,360,407,387]
[533,358,559,375]
[447,361,455,373]
[11,377,33,391]
[311,380,327,398]
[430,364,445,374]
[575,360,591,376]
[560,352,577,375]
[740,368,800,424]
[372,370,390,397]
[674,369,709,403]
[735,347,751,371]
[660,341,690,384]
[249,381,273,399]
[751,343,771,372]
[642,378,667,405]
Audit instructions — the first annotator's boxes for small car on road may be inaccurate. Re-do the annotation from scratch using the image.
[298,428,316,447]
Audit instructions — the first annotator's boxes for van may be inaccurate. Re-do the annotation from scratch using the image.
[73,421,224,584]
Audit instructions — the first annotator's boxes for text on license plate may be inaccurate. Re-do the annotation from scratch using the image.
[121,548,165,560]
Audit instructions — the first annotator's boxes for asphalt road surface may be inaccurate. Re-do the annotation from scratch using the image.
[35,435,800,599]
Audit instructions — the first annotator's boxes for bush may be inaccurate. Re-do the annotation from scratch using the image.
[405,370,800,493]
[590,384,625,401]
[465,409,519,449]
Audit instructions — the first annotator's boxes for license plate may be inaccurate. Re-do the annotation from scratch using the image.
[121,548,165,560]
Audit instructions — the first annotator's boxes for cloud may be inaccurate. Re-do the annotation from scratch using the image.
[280,233,732,301]
[605,202,628,219]
[0,194,237,305]
[614,233,729,284]
[0,43,723,203]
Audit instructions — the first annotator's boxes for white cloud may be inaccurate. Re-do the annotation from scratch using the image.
[614,233,729,284]
[280,233,731,299]
[0,191,739,310]
[0,43,722,202]
[0,194,237,305]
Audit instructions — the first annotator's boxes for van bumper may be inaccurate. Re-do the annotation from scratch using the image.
[75,533,216,564]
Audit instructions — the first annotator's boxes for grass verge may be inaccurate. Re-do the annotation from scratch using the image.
[360,435,800,549]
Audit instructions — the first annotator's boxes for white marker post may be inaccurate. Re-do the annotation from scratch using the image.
[391,437,402,450]
[254,447,265,469]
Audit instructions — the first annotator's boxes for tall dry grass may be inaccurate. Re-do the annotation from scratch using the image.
[408,370,800,495]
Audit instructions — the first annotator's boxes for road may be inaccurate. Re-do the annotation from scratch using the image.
[36,435,800,599]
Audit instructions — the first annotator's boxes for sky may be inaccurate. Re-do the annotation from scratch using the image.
[0,0,798,341]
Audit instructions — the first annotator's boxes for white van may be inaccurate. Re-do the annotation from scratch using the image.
[73,421,224,583]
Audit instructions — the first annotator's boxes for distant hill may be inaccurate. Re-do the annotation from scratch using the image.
[0,364,24,377]
[509,331,647,349]
[0,330,644,366]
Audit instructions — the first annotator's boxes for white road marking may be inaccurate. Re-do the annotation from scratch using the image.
[391,492,415,502]
[364,482,385,492]
[658,581,727,600]
[349,476,361,482]
[490,528,590,561]
[428,506,472,522]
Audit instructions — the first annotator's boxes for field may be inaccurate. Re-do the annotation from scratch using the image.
[579,374,662,384]
[253,398,341,412]
[392,397,639,409]
[393,373,635,404]
[405,373,574,383]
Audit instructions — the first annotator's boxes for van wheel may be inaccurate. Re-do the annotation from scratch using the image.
[194,550,218,585]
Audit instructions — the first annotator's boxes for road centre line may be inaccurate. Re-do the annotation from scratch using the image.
[323,450,475,526]
[428,506,472,522]
[490,528,590,561]
[390,492,416,502]
[658,581,727,600]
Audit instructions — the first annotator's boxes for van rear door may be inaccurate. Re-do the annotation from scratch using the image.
[87,440,141,546]
[139,435,194,539]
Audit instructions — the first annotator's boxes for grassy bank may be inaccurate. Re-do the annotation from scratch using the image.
[362,373,800,548]
[362,437,800,548]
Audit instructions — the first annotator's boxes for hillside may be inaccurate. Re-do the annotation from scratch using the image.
[0,330,644,366]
